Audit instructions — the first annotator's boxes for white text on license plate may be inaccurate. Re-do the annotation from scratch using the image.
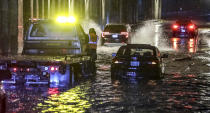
[181,29,185,32]
[130,61,140,66]
[112,34,118,38]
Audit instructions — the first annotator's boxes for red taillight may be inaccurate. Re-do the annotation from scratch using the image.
[27,68,30,72]
[172,24,179,30]
[102,32,109,38]
[121,32,129,38]
[188,24,195,30]
[13,68,17,72]
[50,67,55,71]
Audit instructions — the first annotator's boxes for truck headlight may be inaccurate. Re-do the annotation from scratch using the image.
[148,61,157,65]
[114,61,123,64]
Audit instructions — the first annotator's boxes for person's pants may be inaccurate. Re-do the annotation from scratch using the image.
[88,49,97,62]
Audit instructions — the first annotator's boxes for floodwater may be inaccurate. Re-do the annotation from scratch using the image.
[2,21,210,113]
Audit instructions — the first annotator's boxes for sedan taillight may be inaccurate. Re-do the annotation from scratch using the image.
[188,24,196,31]
[121,32,129,38]
[172,24,179,30]
[102,32,110,38]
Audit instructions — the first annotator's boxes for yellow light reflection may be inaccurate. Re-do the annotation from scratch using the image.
[36,82,92,113]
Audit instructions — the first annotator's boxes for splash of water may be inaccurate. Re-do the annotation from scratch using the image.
[131,21,156,45]
[131,20,173,52]
[198,29,210,47]
[81,19,102,36]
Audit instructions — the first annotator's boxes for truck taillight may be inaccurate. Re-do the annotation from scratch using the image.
[102,32,109,38]
[27,68,30,72]
[49,66,59,72]
[121,32,129,38]
[172,24,179,30]
[50,67,55,71]
[13,68,17,72]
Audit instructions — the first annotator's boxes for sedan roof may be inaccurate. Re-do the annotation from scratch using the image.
[124,44,157,49]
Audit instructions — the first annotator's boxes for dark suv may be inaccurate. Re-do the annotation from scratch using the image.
[101,24,129,45]
[111,44,168,80]
[171,19,198,38]
[23,20,88,55]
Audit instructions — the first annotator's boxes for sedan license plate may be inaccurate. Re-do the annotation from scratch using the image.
[112,34,118,38]
[181,29,186,32]
[130,61,140,66]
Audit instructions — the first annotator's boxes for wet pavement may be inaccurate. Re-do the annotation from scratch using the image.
[2,26,210,113]
[2,48,210,113]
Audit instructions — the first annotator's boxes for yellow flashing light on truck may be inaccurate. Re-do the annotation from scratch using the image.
[56,16,76,24]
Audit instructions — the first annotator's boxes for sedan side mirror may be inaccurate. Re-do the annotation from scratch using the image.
[112,53,117,58]
[161,54,168,58]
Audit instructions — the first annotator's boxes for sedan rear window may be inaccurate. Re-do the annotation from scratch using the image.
[117,47,155,57]
[104,25,127,33]
[30,23,76,40]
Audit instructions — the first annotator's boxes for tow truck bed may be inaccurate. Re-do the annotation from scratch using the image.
[0,55,90,64]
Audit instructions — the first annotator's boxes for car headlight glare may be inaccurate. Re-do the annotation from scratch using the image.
[114,61,123,64]
[148,61,157,65]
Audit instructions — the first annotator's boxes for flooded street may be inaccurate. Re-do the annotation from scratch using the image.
[3,27,210,113]
[1,0,210,113]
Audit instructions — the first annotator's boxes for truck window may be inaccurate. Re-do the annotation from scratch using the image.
[29,23,76,40]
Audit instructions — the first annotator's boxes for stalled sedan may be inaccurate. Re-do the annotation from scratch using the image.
[111,44,168,80]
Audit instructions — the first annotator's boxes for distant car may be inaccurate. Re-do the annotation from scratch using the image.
[23,19,88,55]
[0,84,6,113]
[101,24,129,45]
[111,44,168,80]
[171,19,198,38]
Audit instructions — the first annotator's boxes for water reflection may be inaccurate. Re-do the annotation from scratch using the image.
[37,82,92,113]
[48,88,59,95]
[160,73,210,112]
[170,37,197,53]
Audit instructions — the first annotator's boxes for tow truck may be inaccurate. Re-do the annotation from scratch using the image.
[0,16,93,86]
